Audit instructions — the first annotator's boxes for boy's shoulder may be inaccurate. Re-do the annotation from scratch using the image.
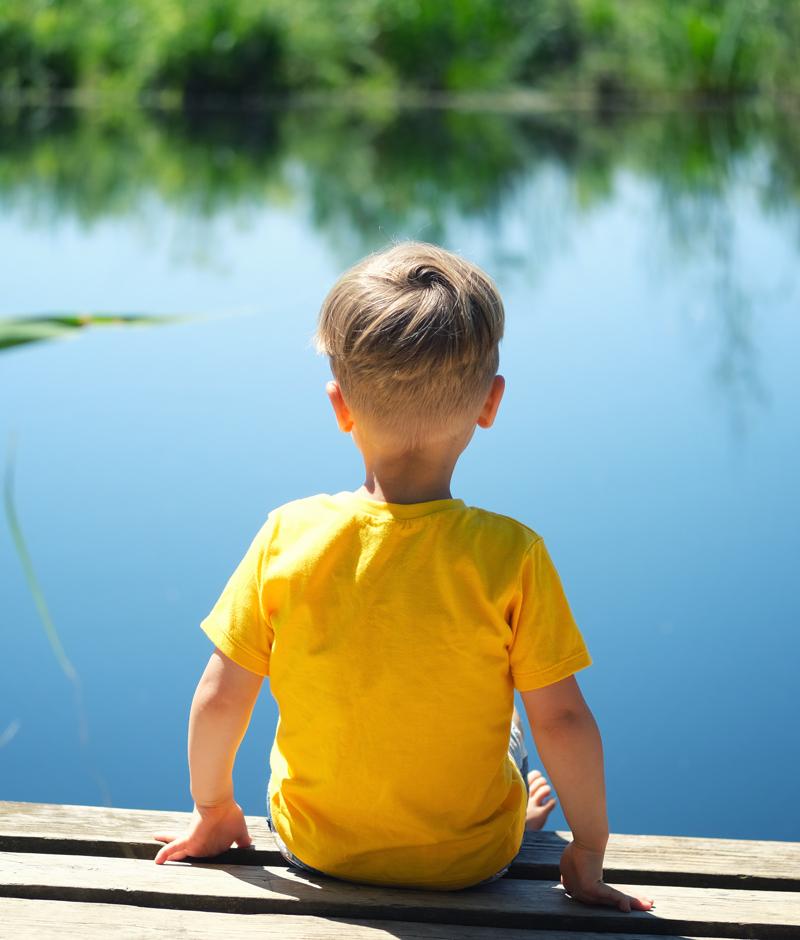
[464,504,542,540]
[268,492,332,512]
[257,493,335,534]
[459,504,544,557]
[265,491,347,521]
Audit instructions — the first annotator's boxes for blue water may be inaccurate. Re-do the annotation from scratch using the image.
[2,109,799,843]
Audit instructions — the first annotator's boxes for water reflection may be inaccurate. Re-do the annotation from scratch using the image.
[3,104,798,234]
[2,103,796,426]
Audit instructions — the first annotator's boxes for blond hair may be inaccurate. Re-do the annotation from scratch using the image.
[314,241,504,446]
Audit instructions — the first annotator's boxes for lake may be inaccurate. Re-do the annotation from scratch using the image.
[1,104,798,842]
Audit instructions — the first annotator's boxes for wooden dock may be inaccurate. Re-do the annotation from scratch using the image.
[1,800,798,938]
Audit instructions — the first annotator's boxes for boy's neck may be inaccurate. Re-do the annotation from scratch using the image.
[355,480,453,504]
[349,415,477,505]
[355,454,457,505]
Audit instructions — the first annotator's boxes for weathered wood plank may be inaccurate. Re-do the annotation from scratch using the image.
[0,898,731,940]
[1,800,798,890]
[1,851,799,938]
[513,830,800,891]
[0,800,274,863]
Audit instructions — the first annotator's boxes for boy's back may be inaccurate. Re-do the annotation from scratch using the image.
[200,489,591,889]
[153,241,653,913]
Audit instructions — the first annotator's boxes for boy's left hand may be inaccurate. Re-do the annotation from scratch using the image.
[153,798,253,864]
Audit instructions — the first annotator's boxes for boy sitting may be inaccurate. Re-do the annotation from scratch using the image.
[153,242,653,912]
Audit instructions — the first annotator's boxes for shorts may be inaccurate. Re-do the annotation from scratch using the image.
[266,718,529,888]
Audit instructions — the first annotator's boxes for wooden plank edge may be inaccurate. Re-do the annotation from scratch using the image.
[0,897,738,940]
[0,883,796,940]
[506,864,800,894]
[4,803,798,884]
[2,834,798,893]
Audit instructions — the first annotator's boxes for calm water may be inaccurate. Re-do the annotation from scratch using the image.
[1,106,798,842]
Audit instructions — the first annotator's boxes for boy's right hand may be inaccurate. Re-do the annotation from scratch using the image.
[559,842,654,913]
[152,799,253,865]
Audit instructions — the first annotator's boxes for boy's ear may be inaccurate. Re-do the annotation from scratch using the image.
[326,380,354,433]
[477,374,505,429]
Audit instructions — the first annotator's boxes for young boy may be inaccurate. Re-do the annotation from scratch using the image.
[153,242,654,912]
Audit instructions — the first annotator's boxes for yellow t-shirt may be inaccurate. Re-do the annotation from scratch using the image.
[200,491,592,890]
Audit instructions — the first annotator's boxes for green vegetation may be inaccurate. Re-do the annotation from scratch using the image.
[0,314,183,352]
[1,0,799,103]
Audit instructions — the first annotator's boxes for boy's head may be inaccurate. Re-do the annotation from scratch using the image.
[314,241,505,449]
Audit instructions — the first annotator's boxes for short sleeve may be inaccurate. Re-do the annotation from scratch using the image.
[508,538,592,691]
[199,514,276,677]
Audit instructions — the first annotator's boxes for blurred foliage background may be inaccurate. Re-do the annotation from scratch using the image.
[2,0,798,248]
[2,103,798,264]
[1,0,799,103]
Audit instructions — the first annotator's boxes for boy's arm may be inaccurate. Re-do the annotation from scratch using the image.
[153,647,263,864]
[521,675,653,913]
[188,647,264,807]
[521,674,608,851]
